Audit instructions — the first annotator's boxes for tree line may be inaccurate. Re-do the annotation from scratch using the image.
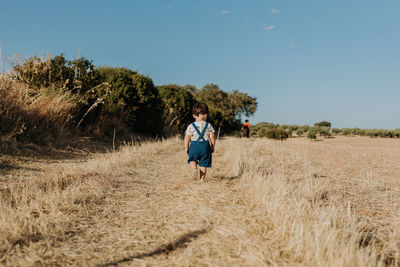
[251,121,400,140]
[2,54,257,144]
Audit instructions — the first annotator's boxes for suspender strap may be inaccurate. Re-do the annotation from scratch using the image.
[191,122,209,141]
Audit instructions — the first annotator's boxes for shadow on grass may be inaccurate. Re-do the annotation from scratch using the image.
[0,137,119,162]
[98,228,210,267]
[214,175,239,181]
[0,162,18,171]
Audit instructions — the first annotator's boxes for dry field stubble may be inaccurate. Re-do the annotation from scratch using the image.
[1,136,400,266]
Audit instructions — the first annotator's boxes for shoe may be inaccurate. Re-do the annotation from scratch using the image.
[191,169,198,180]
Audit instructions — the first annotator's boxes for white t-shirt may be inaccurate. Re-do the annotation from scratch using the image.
[185,121,215,141]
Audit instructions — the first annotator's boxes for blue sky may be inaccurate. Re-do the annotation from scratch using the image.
[1,0,400,128]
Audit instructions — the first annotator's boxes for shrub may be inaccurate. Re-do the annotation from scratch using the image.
[0,74,78,144]
[314,121,331,128]
[14,53,101,94]
[351,128,365,136]
[301,125,311,133]
[319,126,331,137]
[286,128,293,138]
[97,67,163,136]
[332,128,341,135]
[365,129,378,137]
[296,129,304,136]
[256,127,267,137]
[265,128,289,140]
[12,54,105,134]
[157,84,196,133]
[307,131,317,140]
[341,128,352,135]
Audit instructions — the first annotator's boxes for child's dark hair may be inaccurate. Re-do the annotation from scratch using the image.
[193,103,209,116]
[245,119,249,122]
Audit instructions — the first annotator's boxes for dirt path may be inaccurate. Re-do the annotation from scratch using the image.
[88,142,248,266]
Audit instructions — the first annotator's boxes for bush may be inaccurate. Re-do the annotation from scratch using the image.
[12,54,105,134]
[301,125,311,133]
[0,74,77,144]
[307,131,317,140]
[257,127,267,137]
[286,128,293,138]
[314,121,331,128]
[97,67,163,136]
[265,128,289,140]
[14,54,101,94]
[157,84,196,133]
[296,129,304,136]
[332,128,341,135]
[342,128,352,135]
[10,54,259,141]
[319,126,331,137]
[365,129,378,137]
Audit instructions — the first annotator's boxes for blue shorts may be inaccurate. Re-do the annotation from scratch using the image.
[187,141,212,167]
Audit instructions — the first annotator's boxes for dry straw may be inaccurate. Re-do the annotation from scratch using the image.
[0,136,399,265]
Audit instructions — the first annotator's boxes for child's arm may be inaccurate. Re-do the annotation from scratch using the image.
[209,132,216,153]
[184,134,191,154]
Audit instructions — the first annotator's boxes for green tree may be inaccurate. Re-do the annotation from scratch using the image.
[182,84,198,94]
[194,84,238,133]
[314,121,331,128]
[229,90,257,119]
[194,83,257,134]
[157,84,196,132]
[97,67,163,136]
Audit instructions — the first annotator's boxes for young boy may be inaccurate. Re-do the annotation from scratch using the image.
[184,103,215,182]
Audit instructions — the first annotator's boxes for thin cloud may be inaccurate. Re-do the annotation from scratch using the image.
[289,44,296,48]
[220,10,229,15]
[262,24,275,31]
[271,8,280,14]
[168,5,174,9]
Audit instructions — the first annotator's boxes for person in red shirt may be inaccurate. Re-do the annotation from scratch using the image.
[242,120,250,138]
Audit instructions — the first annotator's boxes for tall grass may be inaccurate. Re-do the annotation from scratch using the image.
[1,137,399,265]
[0,74,77,145]
[0,138,173,265]
[223,138,389,265]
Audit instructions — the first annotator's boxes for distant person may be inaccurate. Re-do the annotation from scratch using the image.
[184,103,215,182]
[242,119,250,138]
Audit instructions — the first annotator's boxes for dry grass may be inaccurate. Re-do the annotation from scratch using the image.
[0,74,77,145]
[1,136,400,266]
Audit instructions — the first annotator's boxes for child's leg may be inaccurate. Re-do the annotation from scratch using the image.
[189,161,197,170]
[199,166,207,180]
[189,161,199,180]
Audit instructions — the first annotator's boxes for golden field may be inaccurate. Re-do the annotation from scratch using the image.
[1,136,400,266]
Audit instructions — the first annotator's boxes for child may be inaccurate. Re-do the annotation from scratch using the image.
[242,119,250,138]
[184,103,215,182]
